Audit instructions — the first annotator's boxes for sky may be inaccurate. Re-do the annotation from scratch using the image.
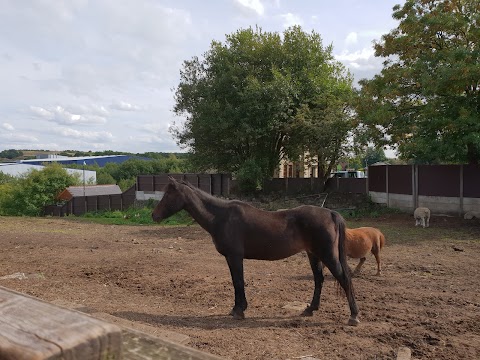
[0,0,405,154]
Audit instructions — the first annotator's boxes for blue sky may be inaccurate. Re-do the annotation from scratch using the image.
[0,0,404,154]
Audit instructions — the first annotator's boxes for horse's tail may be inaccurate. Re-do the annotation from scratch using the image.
[332,211,354,297]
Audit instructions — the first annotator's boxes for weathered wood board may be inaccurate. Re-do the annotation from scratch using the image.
[0,286,122,359]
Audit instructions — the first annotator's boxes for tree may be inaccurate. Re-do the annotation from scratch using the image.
[357,0,480,164]
[362,146,388,167]
[1,163,79,216]
[284,81,356,184]
[173,26,355,187]
[0,149,23,159]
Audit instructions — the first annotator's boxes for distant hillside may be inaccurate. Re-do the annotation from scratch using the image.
[0,148,188,162]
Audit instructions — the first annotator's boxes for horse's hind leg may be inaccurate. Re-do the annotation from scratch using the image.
[353,257,366,276]
[324,259,359,326]
[302,253,324,317]
[373,250,382,276]
[225,255,247,320]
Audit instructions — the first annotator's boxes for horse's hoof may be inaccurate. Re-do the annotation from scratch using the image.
[347,317,360,326]
[230,308,245,319]
[301,308,313,317]
[232,312,245,320]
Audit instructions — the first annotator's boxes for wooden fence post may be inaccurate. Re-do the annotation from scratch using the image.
[459,165,464,216]
[386,165,389,208]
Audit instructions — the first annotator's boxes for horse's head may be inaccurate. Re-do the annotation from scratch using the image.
[151,177,186,223]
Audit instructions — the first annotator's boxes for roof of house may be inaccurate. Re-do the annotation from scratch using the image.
[62,184,122,198]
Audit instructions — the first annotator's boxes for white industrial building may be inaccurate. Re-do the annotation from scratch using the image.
[0,163,96,184]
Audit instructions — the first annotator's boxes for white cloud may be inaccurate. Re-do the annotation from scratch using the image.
[280,13,303,28]
[2,123,14,131]
[0,132,38,143]
[336,48,375,62]
[345,32,358,45]
[110,101,141,112]
[233,0,265,16]
[335,47,386,83]
[30,106,107,125]
[53,127,114,142]
[0,0,404,153]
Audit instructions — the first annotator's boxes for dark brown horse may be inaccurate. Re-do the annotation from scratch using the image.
[151,177,359,326]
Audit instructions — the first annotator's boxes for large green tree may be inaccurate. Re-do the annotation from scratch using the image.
[0,163,79,216]
[357,0,480,164]
[173,26,355,187]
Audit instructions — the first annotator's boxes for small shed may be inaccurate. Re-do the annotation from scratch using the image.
[57,185,122,201]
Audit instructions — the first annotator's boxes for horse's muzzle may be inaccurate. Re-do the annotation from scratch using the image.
[151,212,161,223]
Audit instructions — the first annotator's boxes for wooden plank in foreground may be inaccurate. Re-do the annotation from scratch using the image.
[0,286,122,360]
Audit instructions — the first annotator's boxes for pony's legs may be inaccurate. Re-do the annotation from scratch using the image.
[373,251,382,276]
[353,257,366,276]
[422,218,426,228]
[225,255,247,319]
[302,253,324,316]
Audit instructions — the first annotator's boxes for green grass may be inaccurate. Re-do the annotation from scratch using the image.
[77,207,194,226]
[337,202,402,220]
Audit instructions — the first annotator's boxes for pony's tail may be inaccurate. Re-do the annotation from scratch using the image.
[332,211,354,297]
[379,230,386,250]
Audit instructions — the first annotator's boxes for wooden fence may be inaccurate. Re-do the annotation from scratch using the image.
[136,173,231,196]
[44,173,231,217]
[252,177,367,196]
[43,184,136,217]
[368,164,480,214]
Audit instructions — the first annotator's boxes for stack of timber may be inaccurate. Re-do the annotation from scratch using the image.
[0,286,222,359]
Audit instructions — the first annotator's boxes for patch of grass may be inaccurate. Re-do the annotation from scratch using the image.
[338,203,402,219]
[78,207,193,226]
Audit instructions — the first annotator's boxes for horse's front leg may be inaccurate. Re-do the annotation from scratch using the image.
[225,255,247,319]
[302,253,324,317]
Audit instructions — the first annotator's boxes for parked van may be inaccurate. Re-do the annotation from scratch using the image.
[330,170,366,178]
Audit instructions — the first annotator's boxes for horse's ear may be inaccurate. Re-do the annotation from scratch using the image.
[168,176,178,188]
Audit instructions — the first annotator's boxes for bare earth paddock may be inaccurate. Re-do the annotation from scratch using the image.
[0,214,479,359]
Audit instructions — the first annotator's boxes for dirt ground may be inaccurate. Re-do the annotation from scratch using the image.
[0,214,479,359]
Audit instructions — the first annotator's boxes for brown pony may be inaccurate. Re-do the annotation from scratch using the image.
[345,227,386,276]
[152,177,359,326]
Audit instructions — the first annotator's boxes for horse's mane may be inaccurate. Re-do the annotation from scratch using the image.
[179,180,230,205]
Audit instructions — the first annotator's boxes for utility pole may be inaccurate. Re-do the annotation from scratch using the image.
[83,161,86,197]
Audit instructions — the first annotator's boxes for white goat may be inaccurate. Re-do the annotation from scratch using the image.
[414,207,430,228]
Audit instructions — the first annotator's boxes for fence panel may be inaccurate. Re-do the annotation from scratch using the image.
[221,174,231,197]
[137,175,154,191]
[184,174,200,188]
[110,195,122,211]
[368,165,386,192]
[464,164,480,198]
[388,165,412,195]
[86,196,98,212]
[97,195,110,210]
[338,178,367,194]
[122,185,136,208]
[72,197,87,215]
[198,174,212,194]
[418,165,459,197]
